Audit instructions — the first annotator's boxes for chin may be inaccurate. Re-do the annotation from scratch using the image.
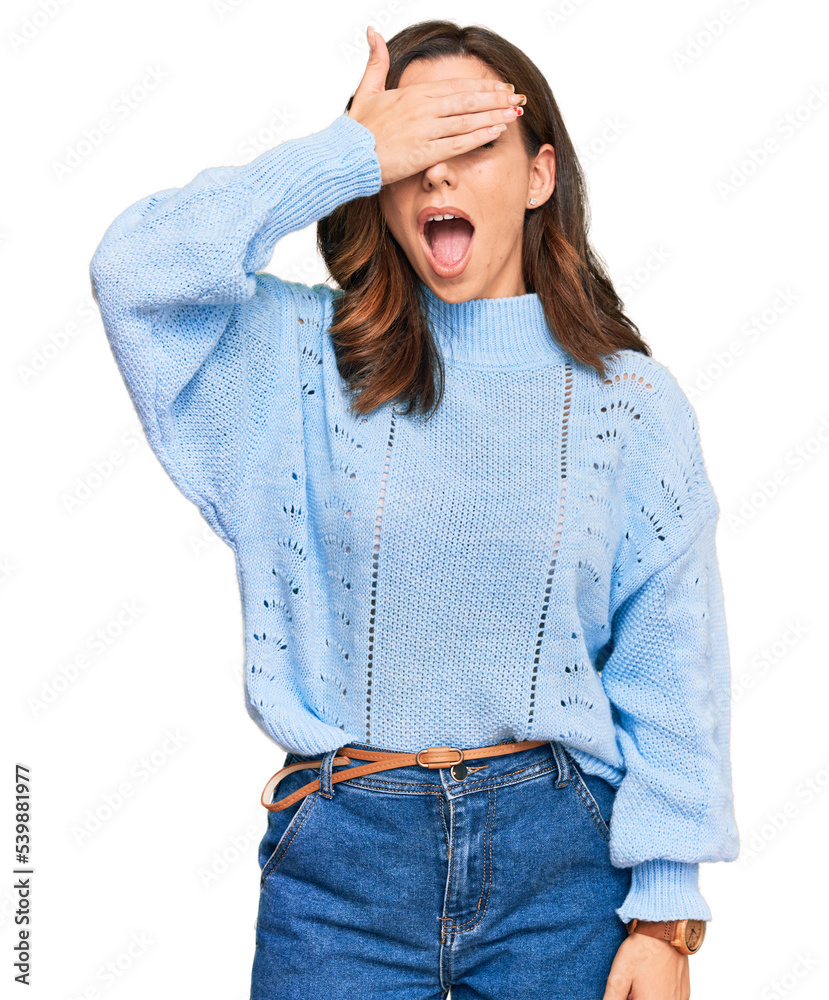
[419,271,479,301]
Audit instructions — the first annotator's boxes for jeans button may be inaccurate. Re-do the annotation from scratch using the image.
[450,762,468,781]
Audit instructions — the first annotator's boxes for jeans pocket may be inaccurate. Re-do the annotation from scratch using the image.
[258,755,320,886]
[565,752,615,844]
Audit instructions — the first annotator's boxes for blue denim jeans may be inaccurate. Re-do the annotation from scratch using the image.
[250,739,632,999]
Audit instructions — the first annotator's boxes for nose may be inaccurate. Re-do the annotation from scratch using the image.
[421,159,456,189]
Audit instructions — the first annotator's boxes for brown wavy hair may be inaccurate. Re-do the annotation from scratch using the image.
[317,19,650,418]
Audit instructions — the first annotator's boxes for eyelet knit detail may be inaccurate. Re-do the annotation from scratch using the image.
[365,413,397,743]
[528,364,573,732]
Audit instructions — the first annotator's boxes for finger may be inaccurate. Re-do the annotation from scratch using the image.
[430,105,523,141]
[601,958,634,1000]
[434,87,525,119]
[422,121,517,163]
[354,24,389,98]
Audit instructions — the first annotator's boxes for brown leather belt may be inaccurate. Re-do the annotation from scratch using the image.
[260,740,550,812]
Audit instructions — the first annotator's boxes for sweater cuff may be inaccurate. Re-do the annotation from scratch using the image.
[615,860,713,924]
[237,112,382,233]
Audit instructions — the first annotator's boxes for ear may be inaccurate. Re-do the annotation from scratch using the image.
[527,143,556,208]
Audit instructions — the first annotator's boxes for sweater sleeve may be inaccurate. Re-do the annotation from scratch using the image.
[599,364,740,924]
[88,112,382,544]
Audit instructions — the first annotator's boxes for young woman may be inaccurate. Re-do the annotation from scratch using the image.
[89,19,739,1000]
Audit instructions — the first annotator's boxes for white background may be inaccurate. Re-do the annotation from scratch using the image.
[3,0,828,997]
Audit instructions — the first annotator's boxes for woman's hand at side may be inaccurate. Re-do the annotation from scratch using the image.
[347,24,522,186]
[602,933,691,1000]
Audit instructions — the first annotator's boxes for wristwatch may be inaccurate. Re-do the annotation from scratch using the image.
[625,918,706,955]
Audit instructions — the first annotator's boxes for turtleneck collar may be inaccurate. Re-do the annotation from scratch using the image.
[419,282,572,368]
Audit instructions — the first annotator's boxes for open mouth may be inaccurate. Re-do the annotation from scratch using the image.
[418,210,476,278]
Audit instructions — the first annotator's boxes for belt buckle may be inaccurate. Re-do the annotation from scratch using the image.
[415,745,464,769]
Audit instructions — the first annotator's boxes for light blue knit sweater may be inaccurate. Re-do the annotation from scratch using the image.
[89,112,740,924]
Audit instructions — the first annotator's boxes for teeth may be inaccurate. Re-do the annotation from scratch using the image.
[423,212,466,251]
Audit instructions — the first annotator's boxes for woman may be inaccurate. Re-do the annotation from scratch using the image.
[89,18,739,1000]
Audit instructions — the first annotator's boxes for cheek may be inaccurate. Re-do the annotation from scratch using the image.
[475,200,524,257]
[379,188,416,244]
[471,169,524,226]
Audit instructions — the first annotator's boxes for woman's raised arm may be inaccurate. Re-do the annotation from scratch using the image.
[88,112,382,545]
[87,26,524,546]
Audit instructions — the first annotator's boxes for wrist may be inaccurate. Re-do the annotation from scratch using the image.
[626,917,707,955]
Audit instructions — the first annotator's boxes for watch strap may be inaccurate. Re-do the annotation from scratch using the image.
[626,918,705,955]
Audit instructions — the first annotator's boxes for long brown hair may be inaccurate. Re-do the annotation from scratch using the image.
[317,19,650,418]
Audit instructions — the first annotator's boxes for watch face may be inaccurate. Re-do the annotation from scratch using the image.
[684,919,706,952]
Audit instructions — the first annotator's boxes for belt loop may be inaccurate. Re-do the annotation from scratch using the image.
[549,740,571,788]
[318,748,338,798]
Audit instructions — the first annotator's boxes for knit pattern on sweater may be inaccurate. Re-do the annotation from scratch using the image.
[89,112,740,923]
